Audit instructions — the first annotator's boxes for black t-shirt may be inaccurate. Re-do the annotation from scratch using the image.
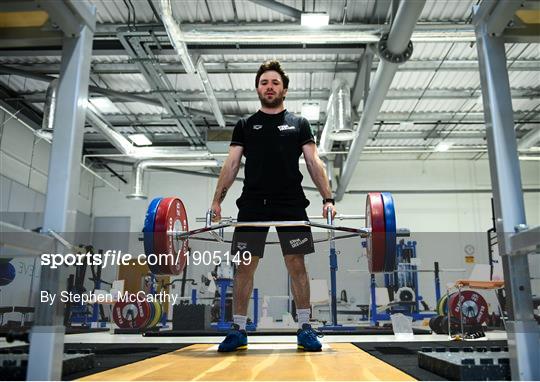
[230,109,315,206]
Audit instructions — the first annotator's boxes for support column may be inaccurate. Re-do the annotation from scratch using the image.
[26,17,95,381]
[475,21,540,381]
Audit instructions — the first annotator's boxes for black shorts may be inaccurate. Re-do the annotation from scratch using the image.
[231,203,314,258]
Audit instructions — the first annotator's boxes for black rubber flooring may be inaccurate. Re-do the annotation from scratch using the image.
[352,340,508,381]
[0,343,190,380]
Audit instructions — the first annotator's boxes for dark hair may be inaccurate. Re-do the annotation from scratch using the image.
[255,60,289,89]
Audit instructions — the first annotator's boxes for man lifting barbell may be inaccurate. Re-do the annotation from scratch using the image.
[210,60,336,352]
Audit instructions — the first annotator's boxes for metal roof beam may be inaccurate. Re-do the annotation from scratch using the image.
[0,46,365,56]
[472,0,524,37]
[247,0,302,19]
[2,60,537,75]
[93,111,537,125]
[351,50,373,111]
[94,21,474,35]
[37,0,96,36]
[17,88,538,103]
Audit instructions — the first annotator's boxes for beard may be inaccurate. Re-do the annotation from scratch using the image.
[257,90,285,108]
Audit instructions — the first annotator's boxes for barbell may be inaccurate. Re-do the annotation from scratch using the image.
[141,192,409,276]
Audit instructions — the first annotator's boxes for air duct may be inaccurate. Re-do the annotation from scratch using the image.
[159,0,196,73]
[87,104,214,160]
[335,0,426,200]
[197,58,226,128]
[87,104,135,155]
[160,0,225,127]
[329,79,354,141]
[318,79,354,155]
[42,79,58,131]
[127,159,220,199]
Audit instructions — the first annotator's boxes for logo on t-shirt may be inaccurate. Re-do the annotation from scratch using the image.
[253,125,262,130]
[277,124,295,131]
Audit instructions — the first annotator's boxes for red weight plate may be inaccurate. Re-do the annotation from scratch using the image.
[366,192,386,273]
[448,290,489,325]
[112,297,151,329]
[153,197,189,275]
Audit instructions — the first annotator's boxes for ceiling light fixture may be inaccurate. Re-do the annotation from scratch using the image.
[128,134,153,146]
[301,13,329,28]
[433,141,454,152]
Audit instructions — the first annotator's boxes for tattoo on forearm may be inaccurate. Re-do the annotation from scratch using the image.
[219,187,228,202]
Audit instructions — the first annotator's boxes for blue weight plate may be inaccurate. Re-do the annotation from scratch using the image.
[381,192,397,272]
[143,197,163,274]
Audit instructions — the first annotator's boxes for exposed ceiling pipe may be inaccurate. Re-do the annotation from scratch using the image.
[160,0,226,127]
[196,58,226,127]
[175,27,473,44]
[127,159,220,199]
[318,79,354,156]
[87,104,215,160]
[159,0,196,73]
[329,79,354,141]
[42,79,58,132]
[517,127,540,150]
[318,115,333,155]
[335,0,426,200]
[87,104,135,155]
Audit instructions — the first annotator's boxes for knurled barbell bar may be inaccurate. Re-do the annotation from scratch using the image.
[141,192,409,276]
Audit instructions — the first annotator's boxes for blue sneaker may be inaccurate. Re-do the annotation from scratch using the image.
[218,324,248,352]
[297,323,323,351]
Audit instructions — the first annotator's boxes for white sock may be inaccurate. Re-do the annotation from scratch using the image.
[233,314,247,330]
[296,308,311,328]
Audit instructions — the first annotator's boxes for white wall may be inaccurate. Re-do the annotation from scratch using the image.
[90,157,540,320]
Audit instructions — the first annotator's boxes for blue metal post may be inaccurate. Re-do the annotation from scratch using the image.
[410,241,420,313]
[327,209,338,327]
[370,274,377,326]
[191,289,197,305]
[253,288,258,327]
[217,279,231,330]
